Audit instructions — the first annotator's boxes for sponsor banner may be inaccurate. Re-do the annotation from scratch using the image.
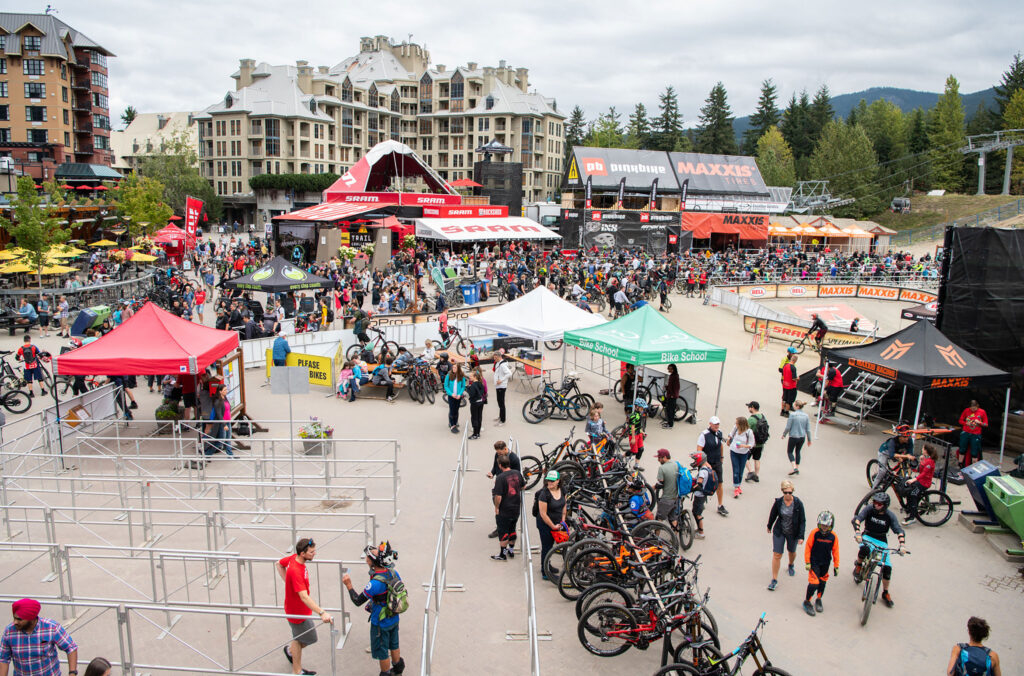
[680,212,769,239]
[848,358,899,381]
[421,205,508,218]
[742,316,867,349]
[585,175,593,209]
[333,192,462,206]
[669,152,770,196]
[343,303,504,329]
[349,226,374,247]
[857,285,900,300]
[718,286,739,294]
[184,196,203,250]
[679,178,689,211]
[562,209,680,226]
[616,177,626,208]
[567,147,679,191]
[736,284,776,299]
[898,288,938,303]
[649,178,658,210]
[265,350,334,388]
[776,285,810,298]
[817,284,857,298]
[927,377,972,389]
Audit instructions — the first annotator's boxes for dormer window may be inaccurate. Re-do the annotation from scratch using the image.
[309,98,317,114]
[485,96,494,110]
[224,94,233,109]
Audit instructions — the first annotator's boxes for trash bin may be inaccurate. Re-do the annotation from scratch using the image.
[962,460,1001,520]
[983,475,1024,540]
[460,284,478,305]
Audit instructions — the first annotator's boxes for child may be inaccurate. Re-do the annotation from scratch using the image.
[627,398,648,460]
[802,511,839,617]
[585,407,610,449]
[627,476,654,522]
[422,339,436,362]
[901,444,937,525]
[338,360,356,400]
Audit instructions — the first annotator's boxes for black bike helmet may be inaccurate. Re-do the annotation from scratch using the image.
[364,540,398,569]
[628,475,645,491]
[871,492,890,510]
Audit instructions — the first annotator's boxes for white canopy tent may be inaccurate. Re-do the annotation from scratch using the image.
[466,286,605,341]
[414,217,561,242]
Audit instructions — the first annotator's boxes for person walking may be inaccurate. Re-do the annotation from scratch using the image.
[0,598,79,676]
[487,440,521,538]
[467,370,486,440]
[802,511,839,616]
[36,296,51,338]
[661,364,681,429]
[781,400,812,475]
[535,470,565,579]
[443,364,467,434]
[491,454,523,561]
[343,542,405,676]
[781,354,798,416]
[493,352,512,426]
[696,417,727,516]
[15,335,46,398]
[766,479,806,591]
[277,537,332,675]
[727,416,754,500]
[688,452,716,539]
[57,296,70,338]
[947,616,1001,676]
[745,401,769,483]
[273,330,291,366]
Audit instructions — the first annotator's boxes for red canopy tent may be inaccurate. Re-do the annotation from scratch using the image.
[54,303,239,376]
[153,224,187,242]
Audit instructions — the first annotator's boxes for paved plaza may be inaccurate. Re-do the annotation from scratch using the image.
[1,279,1021,676]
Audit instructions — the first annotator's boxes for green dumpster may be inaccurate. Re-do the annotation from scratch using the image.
[983,476,1024,541]
[88,305,111,328]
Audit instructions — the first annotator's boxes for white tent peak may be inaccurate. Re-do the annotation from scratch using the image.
[467,286,605,341]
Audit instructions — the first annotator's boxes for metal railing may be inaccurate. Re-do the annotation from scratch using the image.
[0,268,161,303]
[708,270,940,290]
[420,425,474,676]
[890,197,1024,246]
[503,437,543,674]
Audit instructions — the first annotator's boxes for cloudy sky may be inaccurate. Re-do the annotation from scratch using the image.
[32,0,1023,126]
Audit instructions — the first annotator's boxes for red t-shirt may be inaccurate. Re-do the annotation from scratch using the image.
[915,456,935,489]
[279,554,310,623]
[959,408,987,435]
[782,363,798,389]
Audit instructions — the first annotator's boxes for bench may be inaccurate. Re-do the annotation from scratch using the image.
[353,380,406,400]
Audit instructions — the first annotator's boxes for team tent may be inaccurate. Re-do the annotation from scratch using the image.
[825,319,1012,460]
[54,302,240,376]
[466,286,606,341]
[223,256,333,293]
[563,304,728,413]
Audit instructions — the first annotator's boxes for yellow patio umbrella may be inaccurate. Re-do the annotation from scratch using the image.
[47,245,87,258]
[39,264,78,275]
[5,247,27,256]
[90,239,118,247]
[129,253,158,262]
[0,262,34,274]
[0,251,18,261]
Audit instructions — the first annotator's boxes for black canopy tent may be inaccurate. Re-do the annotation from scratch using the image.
[900,301,937,323]
[825,320,1013,461]
[223,256,333,293]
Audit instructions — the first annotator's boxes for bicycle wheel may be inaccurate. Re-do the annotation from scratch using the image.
[631,519,679,552]
[567,543,616,590]
[663,296,673,310]
[915,490,953,527]
[853,490,876,518]
[612,380,623,403]
[345,343,362,361]
[0,373,21,392]
[423,380,436,404]
[568,394,591,421]
[653,665,700,676]
[662,396,689,422]
[672,640,723,673]
[788,338,806,355]
[453,337,470,357]
[2,389,31,414]
[754,667,795,676]
[408,378,423,403]
[557,564,583,601]
[544,339,564,350]
[56,375,74,396]
[860,574,877,626]
[865,459,880,487]
[522,396,552,424]
[574,582,635,620]
[39,367,55,391]
[677,510,695,551]
[577,603,637,657]
[542,542,570,583]
[552,460,586,490]
[382,341,400,359]
[519,455,544,490]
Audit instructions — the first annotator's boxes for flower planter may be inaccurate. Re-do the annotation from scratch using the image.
[302,438,332,456]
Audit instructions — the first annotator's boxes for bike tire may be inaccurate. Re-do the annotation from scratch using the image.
[557,564,583,601]
[344,343,361,361]
[653,665,701,676]
[577,602,637,657]
[568,394,591,421]
[522,396,552,424]
[571,438,590,453]
[552,460,586,490]
[854,490,874,518]
[672,640,723,673]
[663,296,673,310]
[0,374,21,392]
[453,337,470,357]
[789,338,806,355]
[574,582,635,621]
[860,574,877,626]
[677,510,695,551]
[661,396,689,421]
[2,389,31,414]
[382,341,400,359]
[520,455,544,490]
[408,378,423,403]
[56,375,74,396]
[865,459,880,487]
[915,490,953,527]
[542,541,570,584]
[755,667,795,676]
[612,380,623,403]
[631,519,680,553]
[423,381,436,404]
[567,543,617,591]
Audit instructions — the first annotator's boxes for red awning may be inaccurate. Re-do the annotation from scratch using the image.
[54,302,239,376]
[153,224,187,242]
[273,202,381,222]
[737,224,768,240]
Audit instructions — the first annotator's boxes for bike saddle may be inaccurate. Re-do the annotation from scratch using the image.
[534,442,548,450]
[0,350,10,355]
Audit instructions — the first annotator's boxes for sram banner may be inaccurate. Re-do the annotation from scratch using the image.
[421,205,508,218]
[414,217,561,242]
[332,192,463,206]
[742,316,867,349]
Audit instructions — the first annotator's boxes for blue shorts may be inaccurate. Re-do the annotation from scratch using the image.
[370,622,399,660]
[24,367,43,382]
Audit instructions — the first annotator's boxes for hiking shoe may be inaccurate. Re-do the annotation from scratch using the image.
[744,472,756,482]
[490,553,507,561]
[717,505,729,516]
[803,600,816,616]
[787,564,795,577]
[488,528,500,538]
[881,591,894,608]
[815,598,824,613]
[788,468,799,476]
[767,579,777,591]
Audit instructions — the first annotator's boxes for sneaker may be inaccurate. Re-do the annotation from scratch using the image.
[386,395,397,402]
[490,553,507,561]
[752,474,760,482]
[392,657,406,675]
[301,670,316,676]
[803,600,816,616]
[469,434,480,440]
[129,401,138,410]
[488,529,500,538]
[505,547,515,559]
[814,598,823,613]
[744,472,756,482]
[767,579,777,591]
[450,426,459,434]
[788,468,799,476]
[787,564,795,577]
[717,505,729,517]
[852,564,863,584]
[284,646,293,664]
[902,517,915,526]
[661,422,672,429]
[493,417,502,423]
[733,487,741,499]
[695,531,705,539]
[881,591,894,608]
[27,391,33,398]
[40,389,47,396]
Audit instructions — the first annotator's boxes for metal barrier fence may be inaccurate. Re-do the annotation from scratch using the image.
[709,270,940,290]
[0,268,161,303]
[420,425,474,676]
[0,596,344,676]
[890,196,1024,246]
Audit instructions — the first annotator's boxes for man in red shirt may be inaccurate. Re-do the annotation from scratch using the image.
[781,354,799,417]
[277,538,332,675]
[958,400,988,466]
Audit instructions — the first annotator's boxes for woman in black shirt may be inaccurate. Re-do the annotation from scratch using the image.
[536,470,565,578]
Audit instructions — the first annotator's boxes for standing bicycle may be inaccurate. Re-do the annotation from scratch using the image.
[852,492,907,616]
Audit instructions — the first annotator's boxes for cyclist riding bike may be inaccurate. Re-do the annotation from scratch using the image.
[852,492,906,608]
[806,313,828,351]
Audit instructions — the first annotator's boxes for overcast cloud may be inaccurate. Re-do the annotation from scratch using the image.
[26,0,1024,126]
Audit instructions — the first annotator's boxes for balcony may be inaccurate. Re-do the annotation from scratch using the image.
[71,80,89,91]
[74,146,94,156]
[74,125,92,135]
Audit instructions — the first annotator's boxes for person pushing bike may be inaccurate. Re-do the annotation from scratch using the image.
[852,492,906,608]
[806,313,828,352]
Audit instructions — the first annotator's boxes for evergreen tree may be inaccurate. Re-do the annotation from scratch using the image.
[1003,89,1024,192]
[907,108,929,155]
[781,91,813,178]
[847,99,869,127]
[994,52,1024,117]
[927,75,967,191]
[586,107,626,148]
[742,79,781,155]
[695,82,738,155]
[650,86,683,151]
[966,102,1000,136]
[808,85,835,146]
[626,103,651,148]
[755,127,796,187]
[121,105,138,127]
[809,121,880,217]
[565,105,587,158]
[861,99,908,164]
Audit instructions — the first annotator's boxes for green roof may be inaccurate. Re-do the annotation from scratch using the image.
[54,163,123,180]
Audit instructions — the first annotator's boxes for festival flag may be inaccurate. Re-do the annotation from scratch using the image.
[649,178,659,210]
[585,175,593,210]
[615,177,625,209]
[679,178,689,212]
[184,195,203,249]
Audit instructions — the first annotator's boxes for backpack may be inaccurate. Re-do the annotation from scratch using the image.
[752,414,770,446]
[955,644,992,676]
[532,487,548,518]
[675,461,693,496]
[372,571,409,620]
[700,466,718,495]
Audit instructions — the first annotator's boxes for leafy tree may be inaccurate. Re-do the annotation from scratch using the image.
[138,130,222,221]
[742,79,781,155]
[113,172,174,237]
[625,103,652,148]
[994,52,1024,117]
[927,75,967,191]
[249,173,341,192]
[860,99,908,164]
[808,85,835,147]
[585,108,626,148]
[695,82,738,155]
[650,86,683,151]
[121,105,138,127]
[755,127,796,187]
[1002,89,1024,192]
[565,105,587,157]
[809,121,881,217]
[0,177,71,300]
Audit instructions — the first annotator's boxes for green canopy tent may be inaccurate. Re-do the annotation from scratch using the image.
[563,304,728,414]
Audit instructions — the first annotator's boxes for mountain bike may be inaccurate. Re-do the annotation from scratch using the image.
[345,326,399,361]
[855,462,953,527]
[403,359,435,404]
[0,385,31,414]
[612,375,689,422]
[853,539,908,627]
[788,333,823,355]
[664,612,792,676]
[520,426,581,489]
[431,325,476,357]
[522,380,591,423]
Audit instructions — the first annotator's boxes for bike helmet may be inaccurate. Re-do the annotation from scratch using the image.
[689,452,705,467]
[364,540,398,569]
[817,510,835,532]
[787,346,797,354]
[633,397,649,410]
[627,475,645,491]
[871,492,890,510]
[811,313,819,319]
[895,424,911,436]
[69,337,83,348]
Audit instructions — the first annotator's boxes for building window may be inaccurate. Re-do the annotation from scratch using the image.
[91,51,107,68]
[368,112,378,132]
[23,36,42,51]
[25,106,46,122]
[91,72,108,89]
[419,119,432,135]
[28,129,47,143]
[265,118,280,156]
[0,82,6,98]
[0,129,9,143]
[0,59,5,74]
[60,64,66,80]
[23,59,45,76]
[0,36,5,51]
[341,109,353,144]
[451,118,464,134]
[24,82,45,99]
[61,86,67,102]
[0,105,7,121]
[341,80,352,102]
[522,119,532,134]
[94,114,110,130]
[64,131,69,146]
[477,118,489,132]
[63,109,68,124]
[94,134,109,150]
[485,96,494,110]
[451,72,464,99]
[93,92,108,108]
[368,85,377,108]
[391,91,399,112]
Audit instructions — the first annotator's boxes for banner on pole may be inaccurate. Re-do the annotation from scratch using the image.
[649,178,658,210]
[184,195,204,249]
